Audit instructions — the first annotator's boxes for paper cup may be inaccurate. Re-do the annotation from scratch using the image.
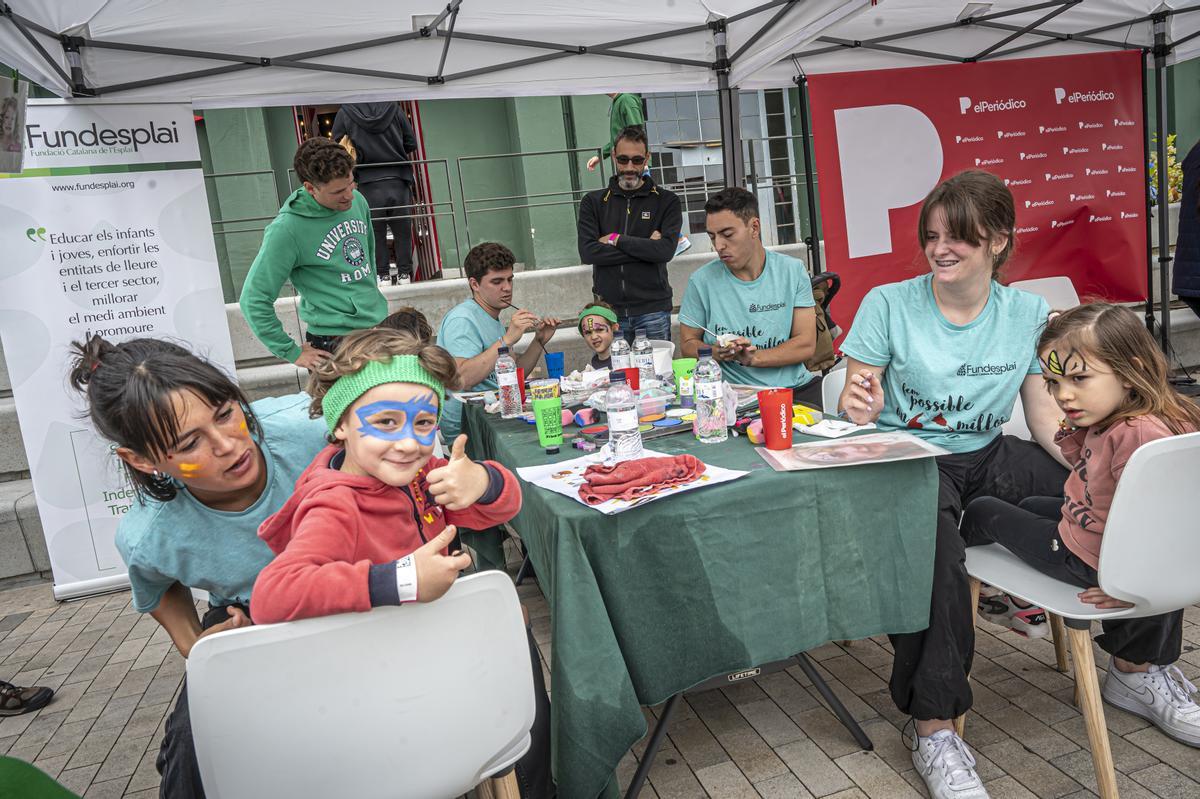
[757,388,793,450]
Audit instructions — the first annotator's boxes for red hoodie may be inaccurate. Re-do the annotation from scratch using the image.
[251,444,521,624]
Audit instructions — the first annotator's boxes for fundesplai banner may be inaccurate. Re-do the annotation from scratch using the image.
[0,100,234,599]
[809,50,1147,332]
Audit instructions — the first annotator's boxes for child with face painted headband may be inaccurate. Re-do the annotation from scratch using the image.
[577,299,621,370]
[250,328,523,624]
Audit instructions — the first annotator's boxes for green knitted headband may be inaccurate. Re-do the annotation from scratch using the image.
[578,305,618,332]
[322,355,447,434]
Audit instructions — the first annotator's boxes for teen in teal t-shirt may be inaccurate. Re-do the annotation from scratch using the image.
[437,298,506,441]
[116,392,328,613]
[679,249,817,389]
[840,273,1049,453]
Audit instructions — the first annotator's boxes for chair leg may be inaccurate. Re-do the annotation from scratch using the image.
[1048,613,1070,674]
[477,770,521,799]
[1066,620,1119,799]
[955,577,983,738]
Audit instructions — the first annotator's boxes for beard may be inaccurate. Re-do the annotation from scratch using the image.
[617,172,641,190]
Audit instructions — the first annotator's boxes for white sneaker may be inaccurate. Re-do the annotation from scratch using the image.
[912,729,989,799]
[674,234,692,257]
[1102,664,1200,747]
[977,587,1049,639]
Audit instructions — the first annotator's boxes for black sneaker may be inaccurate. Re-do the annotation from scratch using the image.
[0,681,54,716]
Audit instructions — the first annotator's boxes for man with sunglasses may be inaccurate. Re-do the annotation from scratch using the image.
[578,126,683,344]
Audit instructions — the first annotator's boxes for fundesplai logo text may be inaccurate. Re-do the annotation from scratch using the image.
[1054,87,1116,104]
[959,96,1027,114]
[25,120,180,153]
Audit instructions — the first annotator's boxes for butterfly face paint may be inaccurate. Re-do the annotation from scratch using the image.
[354,394,439,446]
[1041,348,1087,377]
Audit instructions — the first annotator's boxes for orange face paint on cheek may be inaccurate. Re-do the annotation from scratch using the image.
[178,463,201,479]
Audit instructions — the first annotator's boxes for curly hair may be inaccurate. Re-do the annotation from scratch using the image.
[306,328,459,436]
[463,241,515,283]
[704,187,759,225]
[294,137,354,186]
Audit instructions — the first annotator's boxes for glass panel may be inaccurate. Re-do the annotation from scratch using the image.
[698,93,719,119]
[764,89,784,116]
[700,117,721,140]
[679,118,701,141]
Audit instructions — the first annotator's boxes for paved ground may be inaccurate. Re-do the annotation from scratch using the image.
[1,563,1198,798]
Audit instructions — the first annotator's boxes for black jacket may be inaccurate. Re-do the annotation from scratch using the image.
[1172,139,1200,299]
[331,102,418,184]
[577,176,683,316]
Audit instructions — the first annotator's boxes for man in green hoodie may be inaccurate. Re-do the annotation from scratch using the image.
[240,137,388,370]
[585,92,645,172]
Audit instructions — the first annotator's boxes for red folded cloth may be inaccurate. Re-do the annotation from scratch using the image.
[578,454,706,505]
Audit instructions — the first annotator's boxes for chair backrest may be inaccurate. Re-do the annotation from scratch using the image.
[1008,276,1081,310]
[187,571,535,799]
[821,360,847,414]
[1097,431,1200,614]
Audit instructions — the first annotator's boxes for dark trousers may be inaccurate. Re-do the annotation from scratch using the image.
[888,435,1068,721]
[961,495,1183,665]
[359,178,414,279]
[157,603,246,799]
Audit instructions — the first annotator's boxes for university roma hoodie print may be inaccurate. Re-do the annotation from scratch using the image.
[240,188,387,362]
[250,445,521,624]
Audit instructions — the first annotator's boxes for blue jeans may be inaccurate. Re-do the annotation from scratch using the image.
[619,310,671,344]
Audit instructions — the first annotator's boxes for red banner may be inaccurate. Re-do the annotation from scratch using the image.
[808,50,1147,333]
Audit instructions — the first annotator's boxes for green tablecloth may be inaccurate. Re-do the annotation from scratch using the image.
[463,405,939,799]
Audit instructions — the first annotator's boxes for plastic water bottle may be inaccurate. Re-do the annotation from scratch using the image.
[633,330,654,384]
[693,346,728,443]
[496,346,522,419]
[606,371,643,462]
[610,335,632,371]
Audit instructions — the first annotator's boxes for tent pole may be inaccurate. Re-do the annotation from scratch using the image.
[1153,12,1172,354]
[713,20,745,189]
[1142,49,1156,335]
[794,71,822,274]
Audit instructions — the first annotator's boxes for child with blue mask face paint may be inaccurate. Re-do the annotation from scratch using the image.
[251,328,524,624]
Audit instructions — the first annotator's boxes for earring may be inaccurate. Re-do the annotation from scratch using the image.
[152,469,164,479]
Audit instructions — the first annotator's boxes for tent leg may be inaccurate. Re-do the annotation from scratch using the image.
[1153,14,1173,355]
[794,72,822,274]
[1142,50,1157,335]
[713,22,745,189]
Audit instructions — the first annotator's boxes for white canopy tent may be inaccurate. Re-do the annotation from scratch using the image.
[746,0,1200,357]
[0,0,871,183]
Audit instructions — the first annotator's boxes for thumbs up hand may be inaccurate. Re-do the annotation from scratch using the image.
[426,435,490,510]
[413,525,474,603]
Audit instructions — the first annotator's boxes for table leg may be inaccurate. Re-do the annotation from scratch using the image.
[795,653,874,751]
[624,693,683,799]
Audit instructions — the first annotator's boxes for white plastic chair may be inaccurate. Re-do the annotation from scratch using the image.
[820,359,847,414]
[187,571,535,799]
[1009,275,1082,311]
[961,432,1200,799]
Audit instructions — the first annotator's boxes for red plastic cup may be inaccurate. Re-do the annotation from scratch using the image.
[757,388,793,450]
[516,367,527,405]
[619,367,640,392]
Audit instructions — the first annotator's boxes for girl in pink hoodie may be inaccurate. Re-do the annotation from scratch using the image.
[962,303,1200,748]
